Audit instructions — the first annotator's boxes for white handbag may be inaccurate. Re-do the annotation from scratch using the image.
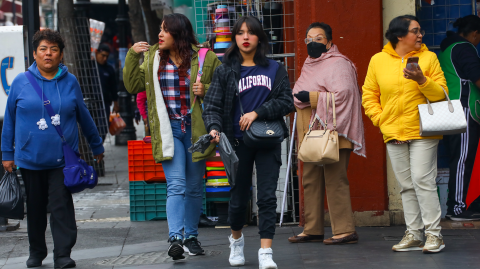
[418,87,467,136]
[298,92,339,164]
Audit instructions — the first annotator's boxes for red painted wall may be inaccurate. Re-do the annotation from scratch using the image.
[293,0,387,222]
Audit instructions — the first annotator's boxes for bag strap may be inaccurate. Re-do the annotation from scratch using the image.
[307,92,337,133]
[324,92,330,127]
[235,75,245,116]
[425,86,453,115]
[331,93,337,131]
[196,48,209,83]
[24,71,66,141]
[189,48,210,114]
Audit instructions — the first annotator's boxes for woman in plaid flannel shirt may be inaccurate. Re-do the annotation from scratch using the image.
[124,13,222,260]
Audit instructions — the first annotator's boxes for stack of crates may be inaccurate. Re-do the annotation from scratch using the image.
[128,140,206,221]
[128,140,166,183]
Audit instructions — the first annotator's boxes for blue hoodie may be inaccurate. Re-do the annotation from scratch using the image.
[1,62,104,170]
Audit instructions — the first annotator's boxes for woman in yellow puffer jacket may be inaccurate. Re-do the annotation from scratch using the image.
[362,15,447,254]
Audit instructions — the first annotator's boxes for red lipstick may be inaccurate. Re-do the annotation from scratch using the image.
[243,42,250,47]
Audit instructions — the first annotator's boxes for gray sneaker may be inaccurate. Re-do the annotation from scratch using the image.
[423,234,445,253]
[392,232,424,252]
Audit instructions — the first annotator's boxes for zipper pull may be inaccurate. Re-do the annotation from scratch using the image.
[402,58,404,63]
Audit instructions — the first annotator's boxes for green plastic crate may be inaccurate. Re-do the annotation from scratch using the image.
[129,181,206,221]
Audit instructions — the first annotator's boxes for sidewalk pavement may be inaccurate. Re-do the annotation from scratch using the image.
[1,125,480,269]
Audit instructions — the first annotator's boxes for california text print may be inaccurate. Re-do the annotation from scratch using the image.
[238,75,272,93]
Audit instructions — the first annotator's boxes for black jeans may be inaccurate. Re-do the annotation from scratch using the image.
[21,168,77,260]
[228,140,281,239]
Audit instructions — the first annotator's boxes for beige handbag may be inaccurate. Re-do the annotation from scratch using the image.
[298,92,340,164]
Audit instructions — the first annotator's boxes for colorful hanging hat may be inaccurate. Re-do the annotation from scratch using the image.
[214,42,230,49]
[206,161,225,167]
[207,170,227,177]
[216,37,232,42]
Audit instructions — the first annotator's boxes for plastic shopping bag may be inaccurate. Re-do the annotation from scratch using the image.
[0,171,24,220]
[109,113,126,136]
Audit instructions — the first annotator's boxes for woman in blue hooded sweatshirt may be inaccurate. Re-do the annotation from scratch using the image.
[1,29,104,269]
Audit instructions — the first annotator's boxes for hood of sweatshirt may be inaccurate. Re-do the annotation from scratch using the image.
[28,62,69,81]
[382,42,429,58]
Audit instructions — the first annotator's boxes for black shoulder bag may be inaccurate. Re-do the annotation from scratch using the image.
[236,84,284,149]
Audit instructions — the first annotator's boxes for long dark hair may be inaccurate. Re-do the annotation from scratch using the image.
[223,16,270,66]
[159,13,198,76]
[385,15,419,48]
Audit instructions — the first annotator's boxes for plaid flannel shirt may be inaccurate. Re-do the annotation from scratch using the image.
[158,57,191,133]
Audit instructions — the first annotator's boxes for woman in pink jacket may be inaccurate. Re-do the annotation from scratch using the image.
[289,22,366,245]
[136,91,149,136]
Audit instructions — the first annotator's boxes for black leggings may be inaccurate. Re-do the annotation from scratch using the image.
[228,140,281,239]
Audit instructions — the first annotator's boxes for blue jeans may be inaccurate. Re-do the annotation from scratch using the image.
[162,120,206,239]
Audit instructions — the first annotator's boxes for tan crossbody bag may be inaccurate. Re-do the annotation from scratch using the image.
[298,92,340,164]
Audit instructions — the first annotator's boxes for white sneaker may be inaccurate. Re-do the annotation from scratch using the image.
[229,234,245,266]
[258,248,277,269]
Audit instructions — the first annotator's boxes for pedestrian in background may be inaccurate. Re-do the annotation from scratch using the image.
[203,16,294,268]
[1,29,104,268]
[123,13,222,260]
[95,43,119,140]
[438,15,480,221]
[362,15,447,253]
[289,22,365,245]
[135,91,149,136]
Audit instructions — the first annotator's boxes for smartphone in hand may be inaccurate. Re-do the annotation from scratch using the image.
[406,56,419,71]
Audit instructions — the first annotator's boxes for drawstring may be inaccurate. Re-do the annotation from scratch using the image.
[55,80,61,115]
[41,80,45,120]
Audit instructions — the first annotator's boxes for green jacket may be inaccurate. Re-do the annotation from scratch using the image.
[123,43,222,162]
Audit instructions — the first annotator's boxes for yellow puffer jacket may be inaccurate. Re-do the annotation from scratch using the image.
[362,42,448,143]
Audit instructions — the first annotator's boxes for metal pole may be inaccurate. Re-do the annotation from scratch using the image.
[12,0,16,25]
[22,0,40,66]
[280,112,297,226]
[115,0,136,145]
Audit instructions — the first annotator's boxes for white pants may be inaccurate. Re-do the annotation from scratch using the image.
[387,139,442,240]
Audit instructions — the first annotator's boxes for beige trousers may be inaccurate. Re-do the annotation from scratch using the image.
[302,149,356,235]
[386,139,442,240]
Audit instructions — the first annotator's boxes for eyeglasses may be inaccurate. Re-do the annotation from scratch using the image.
[409,28,425,37]
[304,36,325,44]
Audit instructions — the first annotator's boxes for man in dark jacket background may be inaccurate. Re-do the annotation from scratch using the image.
[96,44,119,133]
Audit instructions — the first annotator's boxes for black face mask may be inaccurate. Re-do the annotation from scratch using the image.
[307,42,329,58]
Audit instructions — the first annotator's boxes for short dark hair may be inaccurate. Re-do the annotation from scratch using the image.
[454,15,480,36]
[32,29,65,53]
[223,16,270,66]
[306,22,332,41]
[97,43,111,53]
[385,15,419,48]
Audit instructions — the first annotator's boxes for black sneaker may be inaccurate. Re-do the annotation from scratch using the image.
[450,210,480,221]
[54,257,76,268]
[198,214,217,227]
[167,237,185,260]
[183,236,205,256]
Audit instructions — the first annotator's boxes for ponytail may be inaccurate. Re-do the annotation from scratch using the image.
[454,15,480,36]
